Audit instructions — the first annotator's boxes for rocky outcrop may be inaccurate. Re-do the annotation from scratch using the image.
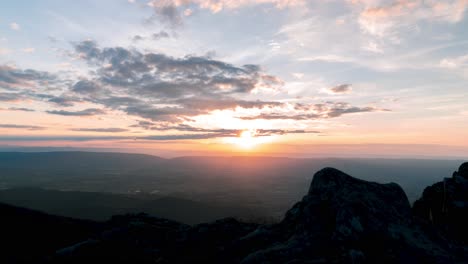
[413,162,468,244]
[239,168,458,264]
[3,165,468,263]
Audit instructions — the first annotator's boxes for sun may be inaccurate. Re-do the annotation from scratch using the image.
[223,129,276,149]
[237,130,257,149]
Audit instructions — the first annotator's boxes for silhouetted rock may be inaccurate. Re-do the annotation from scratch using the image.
[456,162,468,178]
[239,168,458,263]
[413,162,468,245]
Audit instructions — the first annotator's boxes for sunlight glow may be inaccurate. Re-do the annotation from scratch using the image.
[222,129,276,150]
[238,130,256,149]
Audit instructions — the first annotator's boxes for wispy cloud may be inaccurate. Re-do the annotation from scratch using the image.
[329,84,352,94]
[22,48,36,53]
[70,128,129,132]
[0,124,44,131]
[46,108,106,116]
[356,0,468,41]
[9,22,20,30]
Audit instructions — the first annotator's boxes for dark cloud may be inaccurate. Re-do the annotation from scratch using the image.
[240,102,388,120]
[175,98,283,111]
[152,30,171,40]
[72,80,101,94]
[0,65,55,90]
[0,41,390,141]
[70,128,129,132]
[330,84,352,94]
[148,4,183,28]
[132,35,144,42]
[8,107,35,112]
[0,124,45,130]
[46,108,106,116]
[133,31,172,42]
[0,92,23,102]
[130,123,319,137]
[48,96,80,107]
[72,40,283,122]
[325,102,390,117]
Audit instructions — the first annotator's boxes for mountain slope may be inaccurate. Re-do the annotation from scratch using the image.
[0,188,258,224]
[0,202,101,263]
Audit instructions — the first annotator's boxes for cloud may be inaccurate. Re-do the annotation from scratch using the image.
[72,40,283,122]
[356,0,468,40]
[7,107,35,112]
[152,30,171,40]
[10,22,20,30]
[129,122,320,139]
[47,96,81,107]
[70,128,129,132]
[439,54,468,68]
[0,47,11,55]
[0,92,23,102]
[132,35,144,42]
[240,102,387,120]
[22,48,36,53]
[298,54,354,63]
[46,108,106,116]
[132,31,172,42]
[329,84,352,94]
[0,124,44,130]
[0,40,390,141]
[0,65,56,90]
[147,0,305,26]
[71,80,101,94]
[0,128,316,142]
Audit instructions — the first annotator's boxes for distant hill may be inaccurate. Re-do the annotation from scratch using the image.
[0,188,258,224]
[0,151,164,170]
[0,151,464,219]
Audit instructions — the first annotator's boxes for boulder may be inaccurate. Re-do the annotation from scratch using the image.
[413,162,468,244]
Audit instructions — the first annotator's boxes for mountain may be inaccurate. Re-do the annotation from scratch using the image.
[0,151,463,219]
[2,164,468,263]
[0,188,259,224]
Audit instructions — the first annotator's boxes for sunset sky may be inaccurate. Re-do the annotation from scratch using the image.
[0,0,467,158]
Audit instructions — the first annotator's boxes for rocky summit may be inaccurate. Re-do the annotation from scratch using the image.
[413,162,468,245]
[3,166,468,264]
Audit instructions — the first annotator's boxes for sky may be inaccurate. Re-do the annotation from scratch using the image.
[0,0,467,158]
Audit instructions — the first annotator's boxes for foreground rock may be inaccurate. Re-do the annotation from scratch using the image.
[413,162,468,244]
[239,168,459,263]
[3,165,468,263]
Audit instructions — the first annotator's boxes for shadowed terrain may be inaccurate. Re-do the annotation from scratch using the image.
[1,162,468,263]
[0,152,463,221]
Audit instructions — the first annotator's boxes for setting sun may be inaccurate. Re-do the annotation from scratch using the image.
[238,130,256,149]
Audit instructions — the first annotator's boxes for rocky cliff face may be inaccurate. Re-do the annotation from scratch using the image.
[3,165,468,263]
[413,162,468,245]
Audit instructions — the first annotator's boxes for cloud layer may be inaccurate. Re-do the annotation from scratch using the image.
[0,39,389,140]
